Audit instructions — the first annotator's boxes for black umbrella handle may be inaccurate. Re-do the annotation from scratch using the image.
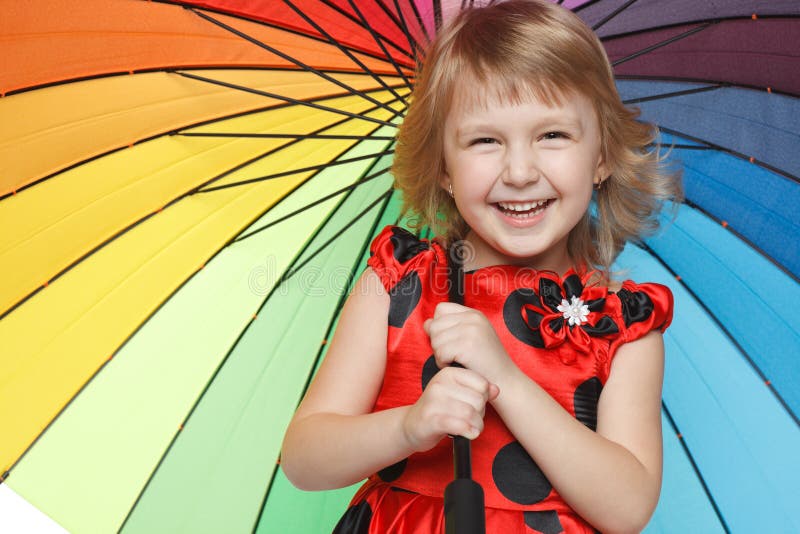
[445,476,486,534]
[444,241,486,534]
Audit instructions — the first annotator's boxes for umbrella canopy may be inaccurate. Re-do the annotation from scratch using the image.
[1,1,798,532]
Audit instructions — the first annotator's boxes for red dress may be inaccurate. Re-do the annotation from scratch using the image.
[334,226,673,534]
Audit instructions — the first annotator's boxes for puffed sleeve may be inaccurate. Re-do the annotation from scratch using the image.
[366,225,434,291]
[601,281,674,377]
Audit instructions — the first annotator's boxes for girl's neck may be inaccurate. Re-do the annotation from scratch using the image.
[459,230,576,276]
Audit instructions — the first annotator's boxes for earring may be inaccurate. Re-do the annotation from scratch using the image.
[594,179,605,191]
[448,183,454,198]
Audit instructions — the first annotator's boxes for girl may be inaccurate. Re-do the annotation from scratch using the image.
[282,1,681,532]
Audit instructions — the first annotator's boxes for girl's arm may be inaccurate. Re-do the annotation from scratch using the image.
[281,268,495,491]
[492,331,664,534]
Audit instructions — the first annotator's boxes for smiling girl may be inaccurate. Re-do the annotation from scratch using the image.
[281,1,681,532]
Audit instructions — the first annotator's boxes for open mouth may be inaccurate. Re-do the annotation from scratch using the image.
[494,199,553,219]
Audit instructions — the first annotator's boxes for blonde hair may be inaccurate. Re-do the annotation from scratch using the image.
[392,0,682,275]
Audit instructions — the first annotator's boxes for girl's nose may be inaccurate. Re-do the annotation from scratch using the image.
[503,145,539,186]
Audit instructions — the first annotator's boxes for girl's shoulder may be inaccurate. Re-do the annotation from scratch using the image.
[366,225,445,291]
[520,269,674,359]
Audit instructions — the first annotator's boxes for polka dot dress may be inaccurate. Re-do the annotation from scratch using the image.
[334,226,673,534]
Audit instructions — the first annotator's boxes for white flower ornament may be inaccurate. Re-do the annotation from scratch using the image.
[557,296,590,326]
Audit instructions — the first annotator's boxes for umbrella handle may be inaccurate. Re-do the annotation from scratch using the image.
[444,476,486,534]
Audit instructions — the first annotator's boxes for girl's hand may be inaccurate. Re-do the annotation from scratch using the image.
[402,366,499,452]
[423,302,517,387]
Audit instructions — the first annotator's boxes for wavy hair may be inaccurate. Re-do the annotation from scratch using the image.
[391,0,682,276]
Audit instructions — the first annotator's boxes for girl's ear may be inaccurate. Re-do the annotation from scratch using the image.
[438,172,451,193]
[438,174,456,199]
[593,155,609,188]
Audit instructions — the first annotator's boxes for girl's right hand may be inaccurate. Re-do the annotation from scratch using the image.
[402,366,499,452]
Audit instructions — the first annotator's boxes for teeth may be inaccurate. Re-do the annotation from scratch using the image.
[496,199,550,219]
[497,200,549,211]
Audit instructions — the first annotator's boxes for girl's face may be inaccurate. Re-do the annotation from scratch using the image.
[441,88,606,274]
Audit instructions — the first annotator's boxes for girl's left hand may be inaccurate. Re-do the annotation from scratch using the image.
[423,302,518,388]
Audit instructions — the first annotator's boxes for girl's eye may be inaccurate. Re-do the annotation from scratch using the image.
[542,131,568,140]
[470,137,497,145]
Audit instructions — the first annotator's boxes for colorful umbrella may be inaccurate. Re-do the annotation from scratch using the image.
[1,1,797,532]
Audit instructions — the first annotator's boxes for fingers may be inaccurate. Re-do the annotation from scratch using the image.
[426,315,471,366]
[429,367,496,423]
[420,392,484,440]
[433,301,470,318]
[427,303,490,366]
[404,367,496,450]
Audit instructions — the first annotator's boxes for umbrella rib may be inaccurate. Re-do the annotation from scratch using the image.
[681,198,800,286]
[281,189,394,282]
[611,21,716,67]
[153,0,416,66]
[388,0,428,53]
[654,143,714,151]
[187,8,402,116]
[172,70,400,128]
[661,403,732,533]
[0,97,402,319]
[282,0,409,105]
[195,149,395,194]
[171,83,407,136]
[433,0,443,31]
[319,0,417,64]
[641,240,800,426]
[619,75,799,99]
[345,0,415,91]
[183,95,403,196]
[176,132,395,141]
[622,83,723,105]
[408,0,434,44]
[0,86,402,203]
[117,143,395,534]
[592,0,640,31]
[233,165,392,243]
[600,14,800,42]
[656,125,800,185]
[377,0,422,63]
[253,193,399,532]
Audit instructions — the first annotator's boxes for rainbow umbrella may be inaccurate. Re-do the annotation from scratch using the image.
[0,1,797,532]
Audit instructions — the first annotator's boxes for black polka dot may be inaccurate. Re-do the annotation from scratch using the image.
[524,510,564,534]
[388,271,422,328]
[377,459,407,482]
[492,441,551,505]
[574,377,603,431]
[421,355,440,390]
[332,500,372,534]
[503,288,545,348]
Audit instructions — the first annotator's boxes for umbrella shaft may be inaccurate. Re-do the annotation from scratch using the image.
[453,436,472,479]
